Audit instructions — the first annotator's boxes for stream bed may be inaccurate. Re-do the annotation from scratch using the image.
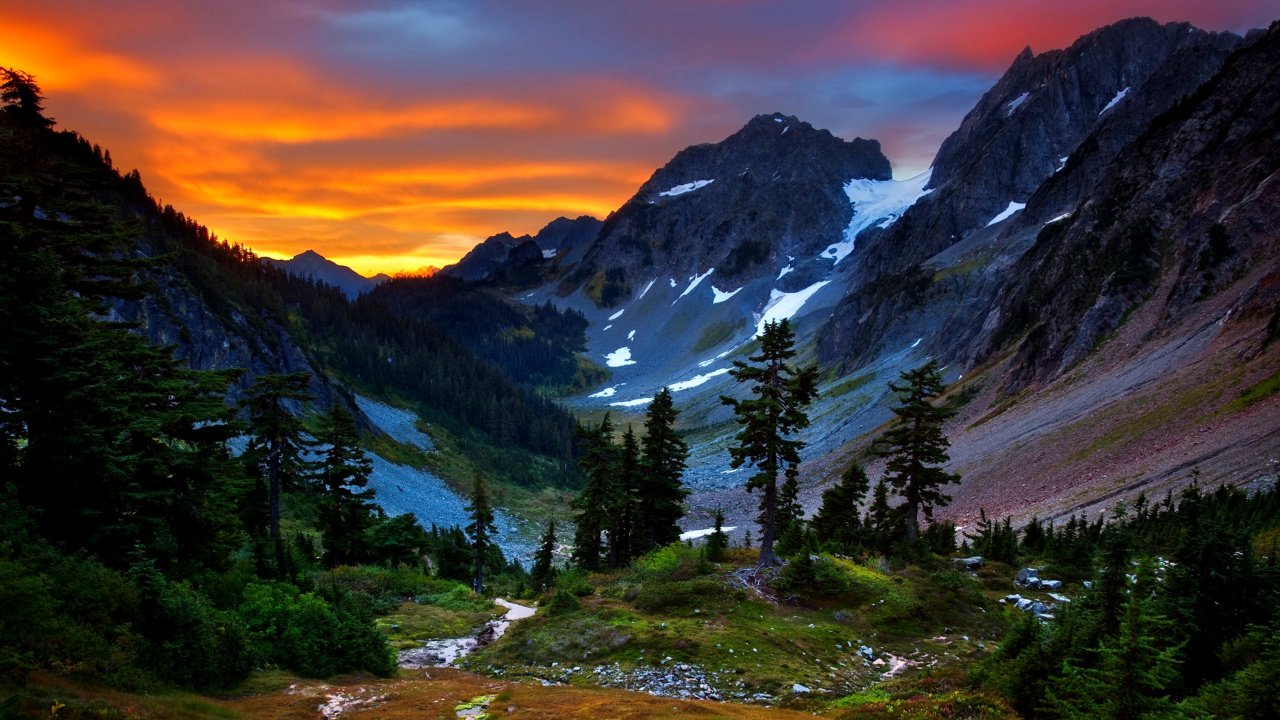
[398,598,535,668]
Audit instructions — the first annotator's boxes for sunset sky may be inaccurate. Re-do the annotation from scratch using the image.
[5,1,1274,275]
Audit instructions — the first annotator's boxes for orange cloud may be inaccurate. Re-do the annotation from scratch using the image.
[0,19,159,90]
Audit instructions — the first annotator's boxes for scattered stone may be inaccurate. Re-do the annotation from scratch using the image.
[792,684,811,693]
[954,556,984,570]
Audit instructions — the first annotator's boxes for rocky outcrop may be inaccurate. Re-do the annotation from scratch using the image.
[443,215,602,281]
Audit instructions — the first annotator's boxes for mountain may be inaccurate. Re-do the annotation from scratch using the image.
[476,18,1279,538]
[441,215,602,281]
[265,249,391,299]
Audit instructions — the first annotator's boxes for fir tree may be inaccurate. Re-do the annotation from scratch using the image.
[314,403,376,567]
[242,372,315,571]
[465,472,497,593]
[1050,558,1184,719]
[531,521,558,591]
[637,388,689,552]
[867,479,897,554]
[613,424,642,566]
[571,414,617,571]
[873,360,959,544]
[776,473,803,538]
[706,509,729,562]
[367,513,425,570]
[812,462,870,549]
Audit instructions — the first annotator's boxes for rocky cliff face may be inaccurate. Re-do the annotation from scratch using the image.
[442,215,602,281]
[818,18,1243,370]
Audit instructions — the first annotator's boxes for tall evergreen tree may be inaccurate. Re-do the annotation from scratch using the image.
[614,424,642,566]
[465,472,497,593]
[571,414,617,571]
[705,509,729,562]
[242,372,315,570]
[314,403,376,567]
[367,513,426,570]
[776,473,803,538]
[812,462,870,548]
[637,388,690,552]
[1049,558,1185,719]
[0,68,244,570]
[873,360,959,544]
[720,319,818,568]
[531,520,558,591]
[867,479,897,553]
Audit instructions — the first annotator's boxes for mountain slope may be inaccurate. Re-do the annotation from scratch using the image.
[442,215,602,281]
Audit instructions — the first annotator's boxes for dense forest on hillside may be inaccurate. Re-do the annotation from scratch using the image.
[371,274,604,391]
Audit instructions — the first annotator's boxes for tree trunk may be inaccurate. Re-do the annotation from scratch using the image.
[905,498,919,544]
[757,473,781,568]
[474,542,485,594]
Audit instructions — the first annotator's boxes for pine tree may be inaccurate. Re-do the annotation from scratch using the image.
[614,424,642,566]
[314,403,376,567]
[637,388,689,552]
[776,473,803,537]
[571,414,617,571]
[242,372,315,571]
[721,319,818,568]
[706,509,729,562]
[1050,558,1184,719]
[531,521,558,591]
[465,472,497,594]
[873,360,959,544]
[812,462,870,549]
[867,479,897,554]
[367,513,425,570]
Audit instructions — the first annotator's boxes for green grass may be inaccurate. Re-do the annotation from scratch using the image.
[1220,366,1280,414]
[694,319,746,353]
[825,372,877,399]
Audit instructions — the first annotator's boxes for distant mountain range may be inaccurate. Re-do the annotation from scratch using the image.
[265,249,393,299]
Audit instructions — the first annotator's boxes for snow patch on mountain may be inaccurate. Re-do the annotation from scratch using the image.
[609,308,625,321]
[777,264,793,280]
[823,170,934,264]
[589,384,623,398]
[755,280,832,337]
[1100,87,1130,115]
[675,268,715,303]
[985,201,1026,227]
[659,179,714,197]
[711,285,742,304]
[1006,91,1030,116]
[669,367,732,392]
[609,397,653,408]
[1046,212,1072,225]
[604,347,636,367]
[636,278,656,300]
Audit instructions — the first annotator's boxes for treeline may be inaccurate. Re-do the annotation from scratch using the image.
[371,274,600,391]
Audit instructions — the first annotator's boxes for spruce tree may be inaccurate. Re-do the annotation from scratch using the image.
[465,472,497,593]
[571,414,617,571]
[242,372,315,571]
[721,319,818,568]
[367,513,425,570]
[873,360,959,544]
[613,424,642,566]
[1049,558,1184,719]
[776,473,803,537]
[706,509,729,562]
[867,479,897,554]
[531,520,558,591]
[314,403,376,567]
[812,462,870,549]
[637,388,689,552]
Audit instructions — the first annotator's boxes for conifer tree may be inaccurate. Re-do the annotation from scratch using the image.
[637,388,689,552]
[721,319,818,568]
[531,520,558,591]
[367,513,425,570]
[466,472,497,593]
[812,462,870,548]
[571,414,617,571]
[1049,558,1184,719]
[873,360,959,544]
[867,479,897,553]
[777,473,803,537]
[242,372,315,570]
[706,509,729,562]
[314,403,376,567]
[613,424,642,566]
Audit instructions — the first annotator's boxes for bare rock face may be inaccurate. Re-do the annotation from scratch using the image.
[818,18,1244,371]
[444,216,602,281]
[563,113,890,305]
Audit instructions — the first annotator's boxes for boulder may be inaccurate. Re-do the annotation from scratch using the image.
[1015,568,1039,586]
[953,556,984,570]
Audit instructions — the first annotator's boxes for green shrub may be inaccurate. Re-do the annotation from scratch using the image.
[554,568,594,597]
[632,579,724,613]
[417,583,493,613]
[547,590,581,616]
[237,582,395,677]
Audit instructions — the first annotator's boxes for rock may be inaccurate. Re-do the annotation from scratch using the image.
[954,556,984,570]
[1015,568,1039,586]
[1040,579,1063,590]
[792,684,811,693]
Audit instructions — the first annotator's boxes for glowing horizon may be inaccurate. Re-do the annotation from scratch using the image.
[4,1,1273,276]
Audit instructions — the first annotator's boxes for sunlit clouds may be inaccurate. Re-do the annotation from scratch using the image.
[4,0,1273,275]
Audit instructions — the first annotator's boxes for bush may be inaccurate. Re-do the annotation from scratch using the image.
[632,579,724,613]
[238,582,395,677]
[416,583,493,613]
[547,590,581,616]
[554,569,594,597]
[632,543,702,582]
[773,554,891,601]
[144,583,252,688]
